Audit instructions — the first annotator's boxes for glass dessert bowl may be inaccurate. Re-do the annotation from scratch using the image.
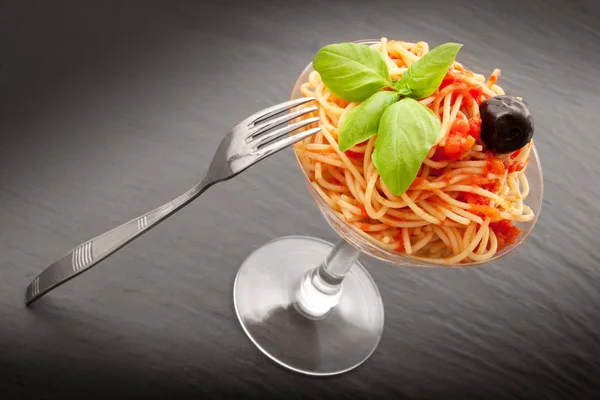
[233,39,543,376]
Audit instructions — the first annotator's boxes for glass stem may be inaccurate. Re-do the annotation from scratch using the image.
[293,239,360,320]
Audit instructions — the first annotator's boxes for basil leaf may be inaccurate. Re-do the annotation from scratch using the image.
[394,42,463,99]
[372,98,441,196]
[338,91,399,152]
[313,43,392,102]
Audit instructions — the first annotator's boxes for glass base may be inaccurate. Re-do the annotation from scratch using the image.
[233,236,384,376]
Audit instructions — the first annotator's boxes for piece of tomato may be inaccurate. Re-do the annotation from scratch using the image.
[490,220,522,250]
[486,158,506,174]
[440,70,461,90]
[461,192,491,206]
[468,116,482,140]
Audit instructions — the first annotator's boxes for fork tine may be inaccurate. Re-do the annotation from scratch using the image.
[252,117,320,149]
[247,105,318,139]
[257,127,322,157]
[244,97,316,126]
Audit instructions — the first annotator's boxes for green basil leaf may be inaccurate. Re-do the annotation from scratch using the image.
[394,42,463,99]
[338,91,399,152]
[372,98,441,196]
[313,43,392,102]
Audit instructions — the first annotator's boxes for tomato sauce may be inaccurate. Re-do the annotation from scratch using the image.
[359,205,369,219]
[508,162,525,173]
[433,113,477,161]
[460,192,491,206]
[460,175,490,186]
[344,150,365,159]
[480,181,501,193]
[486,158,506,174]
[471,205,501,219]
[409,177,425,189]
[395,232,405,251]
[344,140,368,159]
[440,70,462,89]
[468,116,482,140]
[490,220,522,250]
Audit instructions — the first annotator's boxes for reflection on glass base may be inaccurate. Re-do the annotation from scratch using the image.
[233,236,384,376]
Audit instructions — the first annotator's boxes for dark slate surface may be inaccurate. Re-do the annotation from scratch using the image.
[1,0,599,398]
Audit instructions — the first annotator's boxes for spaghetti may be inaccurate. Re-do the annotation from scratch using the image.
[293,38,535,265]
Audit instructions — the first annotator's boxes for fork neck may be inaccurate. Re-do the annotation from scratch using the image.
[164,173,215,213]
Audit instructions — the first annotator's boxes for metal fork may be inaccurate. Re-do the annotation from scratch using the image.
[24,97,320,306]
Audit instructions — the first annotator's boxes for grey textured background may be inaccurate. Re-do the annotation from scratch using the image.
[1,0,599,398]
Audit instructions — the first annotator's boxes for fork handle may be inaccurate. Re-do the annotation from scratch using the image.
[25,177,213,306]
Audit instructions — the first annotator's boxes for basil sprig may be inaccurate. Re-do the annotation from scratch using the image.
[313,41,462,195]
[313,43,392,102]
[372,99,441,195]
[338,91,399,152]
[393,43,462,98]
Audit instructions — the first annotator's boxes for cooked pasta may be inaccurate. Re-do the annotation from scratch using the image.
[293,38,535,264]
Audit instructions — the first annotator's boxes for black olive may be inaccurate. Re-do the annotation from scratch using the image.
[480,95,534,153]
